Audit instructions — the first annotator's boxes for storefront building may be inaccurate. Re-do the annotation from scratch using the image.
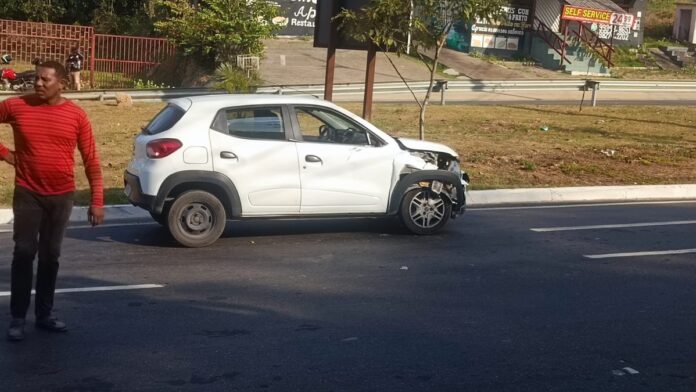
[270,0,645,67]
[445,0,645,59]
[446,0,534,58]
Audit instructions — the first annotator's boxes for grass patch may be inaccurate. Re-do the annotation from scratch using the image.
[645,0,676,40]
[612,47,647,68]
[1,101,696,207]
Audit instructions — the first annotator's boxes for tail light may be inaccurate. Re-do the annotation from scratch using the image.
[146,138,182,159]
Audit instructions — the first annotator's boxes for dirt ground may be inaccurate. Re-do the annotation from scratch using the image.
[1,101,695,206]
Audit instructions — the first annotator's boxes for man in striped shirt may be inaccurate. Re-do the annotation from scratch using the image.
[0,60,104,341]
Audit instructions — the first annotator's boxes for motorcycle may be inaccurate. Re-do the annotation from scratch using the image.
[10,70,34,91]
[1,68,35,92]
[1,54,35,92]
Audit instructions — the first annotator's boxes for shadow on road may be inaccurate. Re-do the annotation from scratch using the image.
[65,216,411,247]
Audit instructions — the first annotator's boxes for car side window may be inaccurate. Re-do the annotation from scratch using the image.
[213,106,286,140]
[295,107,375,146]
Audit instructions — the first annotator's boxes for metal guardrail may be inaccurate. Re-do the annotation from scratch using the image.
[2,79,696,102]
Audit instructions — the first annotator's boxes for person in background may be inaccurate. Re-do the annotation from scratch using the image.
[0,61,104,342]
[65,47,84,90]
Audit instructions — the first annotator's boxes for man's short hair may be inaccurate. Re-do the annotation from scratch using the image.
[39,60,68,81]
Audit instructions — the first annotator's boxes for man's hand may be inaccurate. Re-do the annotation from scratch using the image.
[3,151,15,166]
[88,206,104,227]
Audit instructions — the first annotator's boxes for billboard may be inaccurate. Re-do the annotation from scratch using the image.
[313,0,371,50]
[272,0,318,36]
[561,5,634,27]
[453,1,532,54]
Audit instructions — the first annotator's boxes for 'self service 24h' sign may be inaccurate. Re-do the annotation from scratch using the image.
[561,5,634,27]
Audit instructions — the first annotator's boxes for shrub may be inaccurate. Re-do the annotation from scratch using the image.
[214,63,260,93]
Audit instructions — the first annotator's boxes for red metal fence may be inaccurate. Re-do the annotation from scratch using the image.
[0,19,176,89]
[94,34,176,88]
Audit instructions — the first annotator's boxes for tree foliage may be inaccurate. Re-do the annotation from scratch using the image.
[154,0,281,67]
[338,0,507,139]
[0,0,159,35]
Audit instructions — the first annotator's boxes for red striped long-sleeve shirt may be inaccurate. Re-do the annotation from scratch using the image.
[0,96,104,207]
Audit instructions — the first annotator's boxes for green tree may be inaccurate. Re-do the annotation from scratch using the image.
[154,0,281,68]
[0,0,159,36]
[0,0,66,22]
[338,0,506,140]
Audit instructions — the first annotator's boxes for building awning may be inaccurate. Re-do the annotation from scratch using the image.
[562,0,634,26]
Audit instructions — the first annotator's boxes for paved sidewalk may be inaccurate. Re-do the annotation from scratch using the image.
[1,184,694,225]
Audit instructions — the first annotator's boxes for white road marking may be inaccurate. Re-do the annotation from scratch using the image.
[623,367,640,375]
[68,222,159,230]
[0,284,164,297]
[0,221,159,233]
[531,220,696,232]
[584,249,696,259]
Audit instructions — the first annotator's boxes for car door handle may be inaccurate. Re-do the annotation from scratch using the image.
[220,151,238,159]
[305,155,322,163]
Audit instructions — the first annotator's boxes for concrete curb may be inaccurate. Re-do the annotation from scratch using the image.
[466,184,696,206]
[0,184,695,225]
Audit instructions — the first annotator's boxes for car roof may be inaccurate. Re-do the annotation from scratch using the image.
[169,94,328,111]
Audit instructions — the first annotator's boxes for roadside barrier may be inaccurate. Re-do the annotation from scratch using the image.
[3,79,696,103]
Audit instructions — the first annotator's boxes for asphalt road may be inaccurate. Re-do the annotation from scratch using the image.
[1,201,695,392]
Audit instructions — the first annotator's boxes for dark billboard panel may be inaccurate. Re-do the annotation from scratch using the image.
[272,0,318,36]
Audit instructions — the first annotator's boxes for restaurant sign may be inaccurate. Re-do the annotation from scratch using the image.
[561,5,634,27]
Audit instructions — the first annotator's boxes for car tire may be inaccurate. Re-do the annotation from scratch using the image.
[167,190,226,247]
[399,187,451,235]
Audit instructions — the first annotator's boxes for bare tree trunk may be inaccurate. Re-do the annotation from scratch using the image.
[419,37,444,140]
[380,48,422,110]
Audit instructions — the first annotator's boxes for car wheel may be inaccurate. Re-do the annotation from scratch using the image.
[167,190,226,247]
[399,187,451,235]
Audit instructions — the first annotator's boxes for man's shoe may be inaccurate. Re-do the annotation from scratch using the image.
[7,318,26,341]
[35,317,68,332]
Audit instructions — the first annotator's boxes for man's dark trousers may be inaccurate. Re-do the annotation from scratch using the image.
[11,186,73,319]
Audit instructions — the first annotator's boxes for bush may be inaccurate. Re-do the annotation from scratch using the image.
[214,63,260,93]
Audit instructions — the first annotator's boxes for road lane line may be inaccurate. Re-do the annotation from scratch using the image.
[0,221,159,233]
[67,222,159,230]
[0,284,164,297]
[623,367,640,375]
[531,220,696,232]
[584,249,696,259]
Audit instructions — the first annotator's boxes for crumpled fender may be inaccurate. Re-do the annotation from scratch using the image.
[387,170,465,215]
[397,137,459,158]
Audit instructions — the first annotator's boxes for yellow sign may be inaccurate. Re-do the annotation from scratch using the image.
[562,5,612,24]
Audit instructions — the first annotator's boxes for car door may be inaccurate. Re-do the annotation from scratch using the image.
[209,105,301,216]
[291,105,394,214]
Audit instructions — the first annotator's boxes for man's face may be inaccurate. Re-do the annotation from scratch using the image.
[34,66,64,101]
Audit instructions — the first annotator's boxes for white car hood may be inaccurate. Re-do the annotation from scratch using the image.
[398,137,458,158]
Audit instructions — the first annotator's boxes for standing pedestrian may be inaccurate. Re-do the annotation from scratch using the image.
[0,61,104,342]
[65,47,84,91]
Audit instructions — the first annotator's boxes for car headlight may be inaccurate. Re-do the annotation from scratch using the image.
[448,160,461,174]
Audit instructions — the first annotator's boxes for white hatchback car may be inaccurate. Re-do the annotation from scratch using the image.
[124,95,468,247]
